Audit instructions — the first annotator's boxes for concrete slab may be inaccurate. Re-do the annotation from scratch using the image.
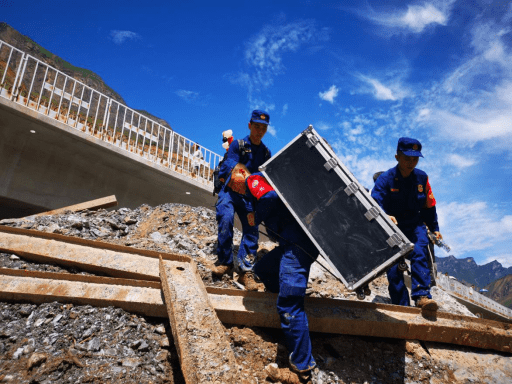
[0,96,217,218]
[159,258,240,383]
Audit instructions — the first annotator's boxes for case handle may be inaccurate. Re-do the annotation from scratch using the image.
[344,182,359,196]
[364,206,380,221]
[324,158,338,172]
[306,134,319,148]
[387,233,404,248]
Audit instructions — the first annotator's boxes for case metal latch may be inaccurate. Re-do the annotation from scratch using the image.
[306,134,319,148]
[344,182,359,196]
[387,233,403,248]
[324,158,338,172]
[364,206,380,221]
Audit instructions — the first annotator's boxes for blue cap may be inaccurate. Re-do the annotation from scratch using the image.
[397,137,423,157]
[250,110,270,125]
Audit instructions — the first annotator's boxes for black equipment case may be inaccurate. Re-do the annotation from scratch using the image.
[259,126,414,294]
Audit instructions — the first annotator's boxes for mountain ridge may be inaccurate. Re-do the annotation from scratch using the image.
[0,22,171,130]
[436,255,512,289]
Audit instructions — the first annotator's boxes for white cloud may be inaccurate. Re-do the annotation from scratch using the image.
[319,85,339,103]
[267,125,277,137]
[110,30,141,44]
[356,75,409,101]
[281,104,288,116]
[447,154,476,169]
[367,1,455,34]
[232,20,324,110]
[437,201,512,256]
[175,89,199,103]
[400,4,448,32]
[243,21,319,90]
[315,121,331,131]
[250,100,275,114]
[426,107,512,145]
[419,21,512,149]
[330,137,396,187]
[484,254,512,268]
[368,78,397,101]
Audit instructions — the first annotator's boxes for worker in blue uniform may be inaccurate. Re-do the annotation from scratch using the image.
[211,110,271,291]
[371,137,443,311]
[246,173,317,384]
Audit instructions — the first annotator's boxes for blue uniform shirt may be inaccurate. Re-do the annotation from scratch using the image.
[219,135,271,184]
[371,165,439,232]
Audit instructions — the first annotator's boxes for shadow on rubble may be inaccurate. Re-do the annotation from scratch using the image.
[311,334,408,383]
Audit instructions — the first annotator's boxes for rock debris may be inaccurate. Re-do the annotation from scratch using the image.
[0,203,511,383]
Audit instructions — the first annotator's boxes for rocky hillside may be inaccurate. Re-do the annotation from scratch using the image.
[0,22,171,130]
[486,274,512,309]
[436,255,512,289]
[0,203,510,383]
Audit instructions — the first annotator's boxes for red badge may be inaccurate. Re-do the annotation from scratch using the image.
[390,188,399,192]
[418,184,424,193]
[425,179,436,208]
[247,175,273,200]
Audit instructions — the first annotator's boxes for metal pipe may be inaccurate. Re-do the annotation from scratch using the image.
[1,47,13,86]
[26,59,40,107]
[36,65,49,111]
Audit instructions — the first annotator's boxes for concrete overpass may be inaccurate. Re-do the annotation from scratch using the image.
[0,39,220,219]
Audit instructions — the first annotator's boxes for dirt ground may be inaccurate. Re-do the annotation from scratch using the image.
[0,203,511,383]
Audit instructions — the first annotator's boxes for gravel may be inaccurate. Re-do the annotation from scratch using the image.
[0,203,510,383]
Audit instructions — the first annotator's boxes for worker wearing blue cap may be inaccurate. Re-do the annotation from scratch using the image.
[371,137,443,311]
[211,110,271,291]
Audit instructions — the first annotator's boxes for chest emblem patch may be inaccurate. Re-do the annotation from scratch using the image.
[418,184,424,193]
[252,180,259,188]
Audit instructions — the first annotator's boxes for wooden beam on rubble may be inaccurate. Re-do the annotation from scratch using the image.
[26,195,119,218]
[0,268,511,354]
[0,225,191,281]
[159,257,241,383]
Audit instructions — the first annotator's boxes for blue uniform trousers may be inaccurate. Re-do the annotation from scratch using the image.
[215,189,259,271]
[253,235,317,372]
[387,224,432,306]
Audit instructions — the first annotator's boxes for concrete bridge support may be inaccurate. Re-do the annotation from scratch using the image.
[0,97,217,219]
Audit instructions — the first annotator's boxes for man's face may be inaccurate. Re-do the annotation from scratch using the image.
[395,152,419,177]
[248,122,268,144]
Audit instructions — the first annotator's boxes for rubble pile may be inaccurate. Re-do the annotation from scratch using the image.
[0,203,511,383]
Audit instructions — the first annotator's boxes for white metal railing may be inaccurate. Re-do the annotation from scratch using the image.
[0,38,222,188]
[436,273,512,320]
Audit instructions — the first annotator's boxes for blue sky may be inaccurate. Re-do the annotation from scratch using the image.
[3,0,512,267]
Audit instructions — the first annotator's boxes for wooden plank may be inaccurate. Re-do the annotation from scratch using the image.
[0,269,511,354]
[27,195,118,217]
[159,258,240,383]
[0,225,190,281]
[0,269,166,317]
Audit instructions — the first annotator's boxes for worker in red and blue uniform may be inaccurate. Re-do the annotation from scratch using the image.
[211,110,271,290]
[371,137,443,311]
[246,173,317,383]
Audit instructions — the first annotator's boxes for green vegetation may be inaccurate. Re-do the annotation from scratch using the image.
[15,30,123,102]
[25,36,52,59]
